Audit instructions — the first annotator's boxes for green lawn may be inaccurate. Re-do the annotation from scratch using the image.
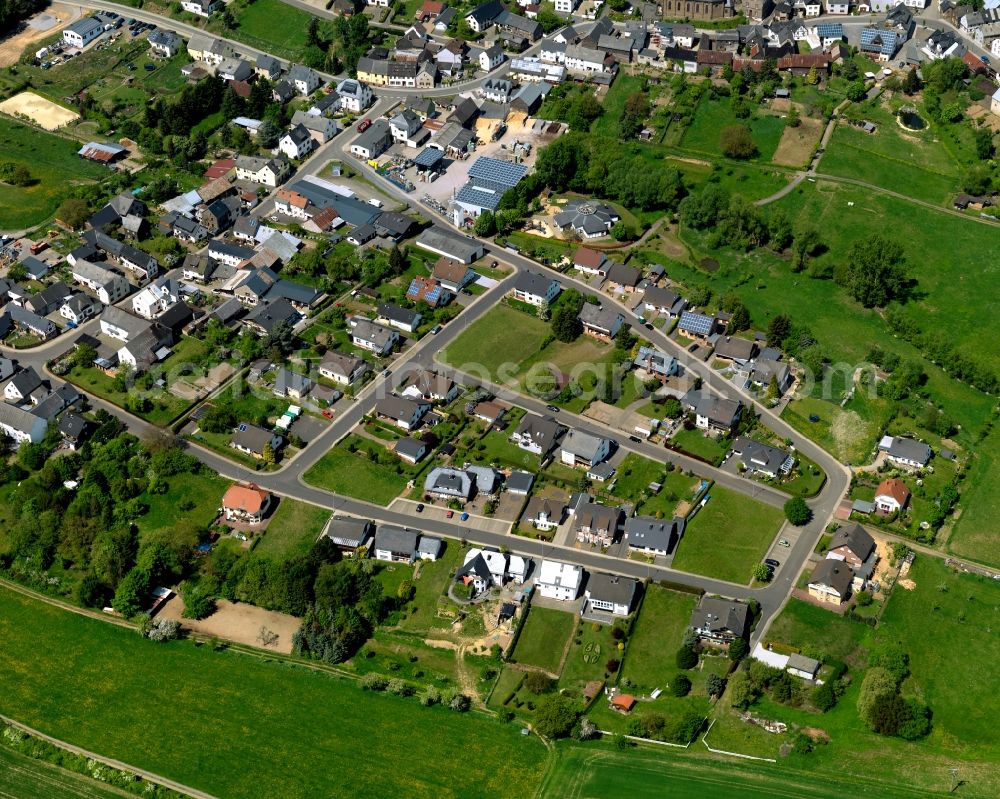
[255,499,329,560]
[441,304,550,376]
[619,586,698,693]
[681,94,787,162]
[303,437,412,506]
[601,455,703,518]
[672,486,784,583]
[512,606,576,674]
[591,73,648,139]
[0,745,130,799]
[64,366,192,427]
[137,471,229,539]
[781,391,894,466]
[670,427,729,465]
[559,620,616,698]
[395,540,464,634]
[764,598,868,666]
[227,0,332,61]
[948,429,1000,566]
[0,118,105,230]
[0,587,548,799]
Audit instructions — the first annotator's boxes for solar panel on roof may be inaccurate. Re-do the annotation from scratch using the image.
[238,423,248,432]
[414,148,444,167]
[466,157,527,189]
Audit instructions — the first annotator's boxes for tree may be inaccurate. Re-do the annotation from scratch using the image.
[784,497,812,526]
[257,118,281,148]
[449,693,471,712]
[620,91,650,140]
[728,638,749,662]
[720,124,757,159]
[845,234,909,308]
[533,694,578,739]
[577,717,599,740]
[524,671,555,694]
[676,645,698,670]
[868,641,909,684]
[262,442,275,465]
[751,562,772,583]
[962,164,993,195]
[974,126,995,160]
[112,567,150,618]
[812,680,837,712]
[551,303,582,343]
[727,671,758,710]
[610,221,629,241]
[706,673,727,698]
[473,211,496,237]
[728,304,751,333]
[671,674,692,697]
[846,81,867,102]
[787,104,801,128]
[57,198,89,230]
[767,314,792,346]
[902,67,921,95]
[182,579,215,620]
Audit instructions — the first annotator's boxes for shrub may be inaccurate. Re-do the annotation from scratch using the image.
[728,638,748,662]
[362,674,388,691]
[533,694,578,739]
[449,693,471,712]
[524,671,555,695]
[675,646,698,670]
[605,658,620,672]
[855,590,873,607]
[812,680,837,712]
[671,674,692,697]
[706,673,727,698]
[720,124,757,159]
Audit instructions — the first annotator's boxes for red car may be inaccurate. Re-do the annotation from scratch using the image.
[446,510,454,519]
[356,117,372,133]
[322,409,334,419]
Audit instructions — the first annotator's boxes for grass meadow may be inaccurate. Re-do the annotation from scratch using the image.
[681,94,787,162]
[255,499,329,559]
[0,587,548,799]
[512,606,577,674]
[671,486,784,583]
[303,436,413,506]
[0,746,127,799]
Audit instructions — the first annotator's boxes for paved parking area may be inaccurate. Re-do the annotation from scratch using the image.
[761,521,799,574]
[390,497,512,535]
[289,414,330,444]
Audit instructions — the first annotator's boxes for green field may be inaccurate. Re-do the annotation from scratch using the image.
[0,745,130,799]
[682,94,787,162]
[255,499,329,559]
[0,587,548,799]
[0,118,105,230]
[538,746,959,799]
[671,427,729,465]
[619,586,698,692]
[303,438,411,506]
[226,0,331,61]
[947,429,1000,566]
[441,303,550,376]
[512,606,577,674]
[672,486,784,583]
[137,471,229,539]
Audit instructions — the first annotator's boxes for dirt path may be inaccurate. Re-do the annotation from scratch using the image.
[454,643,481,704]
[0,4,80,67]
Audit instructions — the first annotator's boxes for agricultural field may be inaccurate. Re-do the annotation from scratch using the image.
[947,430,1000,566]
[254,499,329,559]
[0,117,105,230]
[0,745,130,799]
[0,586,548,799]
[671,486,785,583]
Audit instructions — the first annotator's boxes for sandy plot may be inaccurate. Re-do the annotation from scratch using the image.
[159,595,300,653]
[0,91,79,131]
[772,113,824,168]
[0,4,79,67]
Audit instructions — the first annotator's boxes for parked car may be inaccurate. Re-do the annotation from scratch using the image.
[415,503,424,513]
[765,558,780,568]
[356,117,372,133]
[446,510,454,518]
[546,404,559,412]
[778,539,790,547]
[628,435,641,443]
[460,512,469,521]
[321,409,334,419]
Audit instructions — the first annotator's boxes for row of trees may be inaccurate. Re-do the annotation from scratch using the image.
[0,0,44,32]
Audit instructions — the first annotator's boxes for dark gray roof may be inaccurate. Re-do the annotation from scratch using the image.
[624,515,683,552]
[691,596,750,637]
[506,470,534,493]
[512,271,557,297]
[731,436,793,475]
[374,525,418,554]
[810,559,852,597]
[323,516,372,548]
[829,522,875,562]
[586,572,638,609]
[887,437,931,465]
[395,437,426,460]
[232,422,277,454]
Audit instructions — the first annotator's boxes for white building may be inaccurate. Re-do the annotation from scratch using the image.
[536,559,583,601]
[279,125,317,160]
[71,260,129,305]
[63,17,103,49]
[234,155,289,188]
[336,78,373,112]
[181,0,221,17]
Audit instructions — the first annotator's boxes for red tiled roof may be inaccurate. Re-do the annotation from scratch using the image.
[876,478,910,506]
[222,483,270,514]
[697,50,733,65]
[574,246,606,269]
[203,159,236,179]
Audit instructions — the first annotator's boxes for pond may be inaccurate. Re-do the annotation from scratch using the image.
[897,109,926,131]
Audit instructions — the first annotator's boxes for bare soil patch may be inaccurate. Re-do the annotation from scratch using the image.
[159,595,300,653]
[0,4,79,67]
[773,113,824,168]
[0,91,79,131]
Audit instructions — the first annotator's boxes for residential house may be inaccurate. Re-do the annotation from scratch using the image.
[57,412,89,450]
[22,282,71,317]
[750,356,793,394]
[323,516,374,556]
[553,200,619,238]
[480,77,513,103]
[231,422,283,460]
[433,258,477,294]
[59,294,100,326]
[578,303,624,341]
[585,573,638,616]
[473,400,506,427]
[714,336,758,365]
[404,369,458,403]
[289,65,321,96]
[376,303,422,334]
[561,429,611,468]
[690,596,750,643]
[684,390,743,433]
[536,559,583,600]
[217,57,253,82]
[730,436,795,478]
[222,484,272,523]
[573,247,609,276]
[417,536,443,561]
[131,277,180,320]
[564,44,611,74]
[375,395,429,430]
[117,324,172,373]
[404,276,447,306]
[208,240,255,267]
[458,548,509,593]
[0,402,47,446]
[181,0,221,17]
[677,310,716,339]
[423,466,474,501]
[465,0,505,33]
[279,125,317,160]
[523,496,563,531]
[808,558,852,605]
[349,317,399,355]
[255,54,282,80]
[4,367,43,403]
[273,367,315,400]
[510,271,560,307]
[479,44,505,71]
[875,477,910,514]
[349,118,394,159]
[373,525,419,563]
[625,515,684,557]
[235,155,290,188]
[632,346,678,381]
[72,260,129,305]
[389,109,430,148]
[880,436,931,469]
[511,413,563,455]
[573,501,621,547]
[99,306,149,342]
[243,298,300,337]
[394,437,428,464]
[827,523,876,569]
[505,470,534,496]
[319,351,368,384]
